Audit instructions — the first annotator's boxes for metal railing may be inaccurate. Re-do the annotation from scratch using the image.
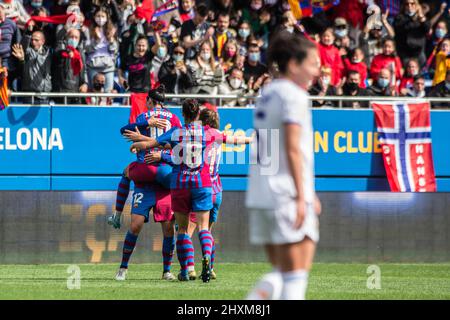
[8,92,450,108]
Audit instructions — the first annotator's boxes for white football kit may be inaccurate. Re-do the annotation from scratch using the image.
[246,78,319,245]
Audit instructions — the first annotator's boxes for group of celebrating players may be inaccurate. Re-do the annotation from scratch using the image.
[107,84,252,283]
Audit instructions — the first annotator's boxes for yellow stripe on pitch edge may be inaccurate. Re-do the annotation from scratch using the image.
[287,0,303,19]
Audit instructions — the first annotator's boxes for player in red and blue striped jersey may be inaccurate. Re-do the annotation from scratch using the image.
[130,99,215,282]
[109,85,182,281]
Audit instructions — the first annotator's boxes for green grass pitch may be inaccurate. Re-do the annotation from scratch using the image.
[1,263,450,300]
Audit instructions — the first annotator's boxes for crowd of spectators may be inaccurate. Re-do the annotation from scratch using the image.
[0,0,450,107]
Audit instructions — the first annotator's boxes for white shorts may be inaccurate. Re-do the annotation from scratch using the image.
[248,201,319,246]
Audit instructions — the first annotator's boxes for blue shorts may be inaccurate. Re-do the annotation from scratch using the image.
[156,164,172,189]
[210,191,223,223]
[172,187,213,214]
[131,185,156,223]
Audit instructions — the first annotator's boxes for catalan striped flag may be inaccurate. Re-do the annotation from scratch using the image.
[288,0,340,19]
[0,67,9,111]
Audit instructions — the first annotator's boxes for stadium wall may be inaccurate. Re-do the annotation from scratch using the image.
[1,105,450,191]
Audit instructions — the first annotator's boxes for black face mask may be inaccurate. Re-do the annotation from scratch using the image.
[347,82,359,91]
[93,82,104,91]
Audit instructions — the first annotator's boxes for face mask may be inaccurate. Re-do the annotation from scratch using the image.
[335,29,348,38]
[248,52,260,62]
[265,0,277,6]
[445,82,450,90]
[416,90,425,97]
[168,24,177,34]
[95,17,107,27]
[31,1,43,8]
[378,78,390,88]
[229,78,242,89]
[173,54,184,62]
[321,77,331,86]
[157,46,167,58]
[286,26,294,33]
[352,58,362,64]
[238,28,250,39]
[407,10,416,17]
[347,82,359,91]
[436,28,446,39]
[93,82,104,91]
[67,38,79,48]
[226,49,236,57]
[410,69,419,76]
[251,2,262,10]
[201,52,211,61]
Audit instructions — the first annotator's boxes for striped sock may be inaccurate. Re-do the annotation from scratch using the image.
[115,174,131,212]
[211,238,216,269]
[176,234,194,277]
[120,231,138,269]
[198,229,214,260]
[162,236,175,273]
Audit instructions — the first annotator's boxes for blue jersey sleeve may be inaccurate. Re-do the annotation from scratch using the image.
[160,149,175,166]
[156,127,179,148]
[120,114,149,134]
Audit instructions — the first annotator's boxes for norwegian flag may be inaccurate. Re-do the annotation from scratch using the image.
[372,102,437,192]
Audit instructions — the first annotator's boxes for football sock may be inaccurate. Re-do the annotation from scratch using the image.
[211,238,216,269]
[176,233,194,277]
[120,231,138,269]
[246,269,283,300]
[115,174,131,213]
[280,269,309,300]
[198,229,214,260]
[162,236,175,273]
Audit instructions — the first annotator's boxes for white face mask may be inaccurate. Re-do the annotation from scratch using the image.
[322,77,331,86]
[95,17,107,27]
[230,78,242,89]
[201,52,211,61]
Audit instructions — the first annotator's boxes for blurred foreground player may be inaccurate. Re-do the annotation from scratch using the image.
[246,32,322,300]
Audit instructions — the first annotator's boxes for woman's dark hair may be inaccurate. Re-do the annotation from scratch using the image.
[268,32,316,74]
[182,99,200,122]
[199,108,220,129]
[147,84,166,104]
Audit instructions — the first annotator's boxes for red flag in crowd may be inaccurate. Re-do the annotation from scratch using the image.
[372,102,437,192]
[129,93,148,123]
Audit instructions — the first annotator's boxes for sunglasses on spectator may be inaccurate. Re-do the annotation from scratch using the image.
[174,51,184,54]
[335,25,347,29]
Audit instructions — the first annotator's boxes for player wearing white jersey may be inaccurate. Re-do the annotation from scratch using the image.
[246,32,322,300]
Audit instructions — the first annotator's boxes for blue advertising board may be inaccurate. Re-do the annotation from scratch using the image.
[1,105,450,191]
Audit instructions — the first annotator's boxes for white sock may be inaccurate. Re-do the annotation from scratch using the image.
[187,265,195,272]
[246,269,283,300]
[280,269,309,300]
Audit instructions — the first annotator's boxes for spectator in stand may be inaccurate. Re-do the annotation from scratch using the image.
[150,36,170,85]
[241,0,270,40]
[25,0,46,14]
[158,44,195,94]
[0,5,20,83]
[424,2,448,36]
[27,6,57,50]
[180,3,213,60]
[119,35,154,93]
[236,20,252,58]
[426,20,448,58]
[85,7,118,93]
[119,13,144,65]
[85,72,113,105]
[179,0,195,23]
[344,47,368,88]
[394,0,431,66]
[243,42,267,83]
[84,0,123,29]
[119,0,136,29]
[376,0,401,19]
[333,0,367,33]
[333,17,356,55]
[405,74,426,97]
[318,27,344,86]
[370,38,403,83]
[429,69,450,108]
[209,0,240,27]
[218,67,248,107]
[432,38,450,86]
[212,12,234,59]
[0,0,30,29]
[220,38,239,73]
[12,30,52,104]
[186,40,224,94]
[308,66,337,108]
[399,58,420,95]
[246,72,270,98]
[337,71,369,108]
[359,10,395,66]
[52,28,88,104]
[366,68,397,97]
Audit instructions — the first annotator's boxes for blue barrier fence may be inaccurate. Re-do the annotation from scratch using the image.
[1,105,450,191]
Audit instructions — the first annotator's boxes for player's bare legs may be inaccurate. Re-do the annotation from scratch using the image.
[160,220,176,280]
